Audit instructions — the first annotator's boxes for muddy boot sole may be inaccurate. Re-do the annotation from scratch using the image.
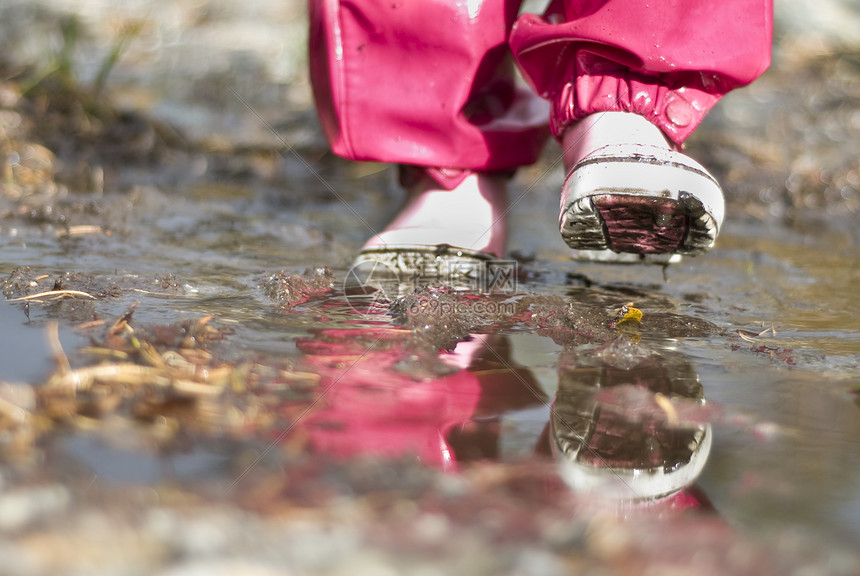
[349,245,496,296]
[559,144,724,263]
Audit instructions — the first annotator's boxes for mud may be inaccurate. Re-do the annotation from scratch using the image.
[0,1,859,575]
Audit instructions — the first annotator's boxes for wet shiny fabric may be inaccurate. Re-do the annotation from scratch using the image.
[309,0,773,186]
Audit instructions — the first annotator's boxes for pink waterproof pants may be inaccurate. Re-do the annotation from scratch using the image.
[309,0,772,181]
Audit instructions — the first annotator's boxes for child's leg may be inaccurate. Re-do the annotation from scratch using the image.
[511,0,773,260]
[309,0,550,259]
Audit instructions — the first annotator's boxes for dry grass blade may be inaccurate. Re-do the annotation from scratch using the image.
[759,324,777,337]
[44,362,225,394]
[737,323,781,342]
[47,321,72,375]
[738,330,760,342]
[0,395,30,425]
[139,341,168,368]
[110,303,138,336]
[280,371,321,384]
[55,225,107,238]
[75,320,106,330]
[172,379,225,396]
[7,290,97,302]
[78,346,130,360]
[129,288,183,297]
[44,363,161,390]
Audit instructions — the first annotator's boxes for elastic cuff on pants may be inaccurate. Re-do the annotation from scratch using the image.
[550,53,725,145]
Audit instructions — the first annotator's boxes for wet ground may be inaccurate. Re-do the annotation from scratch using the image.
[1,1,859,574]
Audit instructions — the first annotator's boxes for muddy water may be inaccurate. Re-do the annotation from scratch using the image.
[1,0,859,573]
[2,172,859,567]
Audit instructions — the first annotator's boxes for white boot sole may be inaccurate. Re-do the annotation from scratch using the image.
[560,144,724,262]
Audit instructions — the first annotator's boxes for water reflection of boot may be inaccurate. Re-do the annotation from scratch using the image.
[550,335,712,503]
[293,327,480,470]
[293,327,537,470]
[443,334,548,463]
[292,326,546,471]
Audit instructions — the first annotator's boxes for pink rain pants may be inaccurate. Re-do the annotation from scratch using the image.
[309,0,773,187]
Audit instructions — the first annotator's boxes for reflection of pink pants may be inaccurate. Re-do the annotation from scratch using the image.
[309,0,772,177]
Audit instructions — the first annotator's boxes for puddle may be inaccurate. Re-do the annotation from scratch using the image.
[0,1,859,574]
[0,302,85,383]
